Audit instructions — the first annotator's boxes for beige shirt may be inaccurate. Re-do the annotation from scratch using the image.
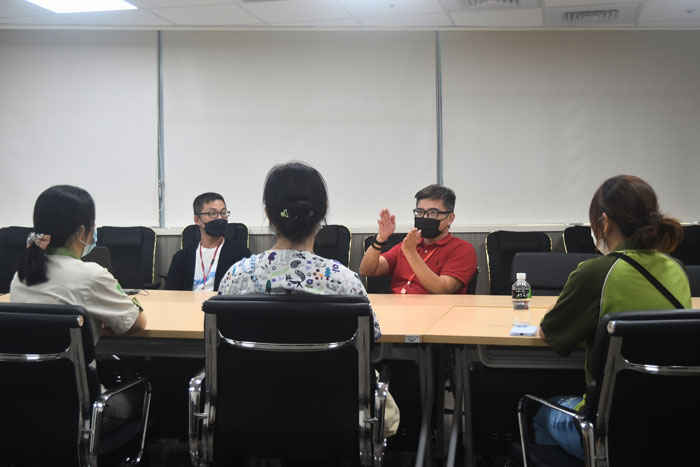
[10,251,140,343]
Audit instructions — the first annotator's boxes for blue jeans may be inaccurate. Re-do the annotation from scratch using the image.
[533,395,585,461]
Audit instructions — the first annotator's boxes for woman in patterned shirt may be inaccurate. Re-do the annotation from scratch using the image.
[218,161,398,438]
[218,161,383,340]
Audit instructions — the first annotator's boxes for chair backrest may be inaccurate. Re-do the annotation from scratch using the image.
[362,233,406,294]
[563,225,598,254]
[485,231,552,295]
[511,252,599,296]
[181,223,249,250]
[97,226,156,289]
[201,294,374,465]
[0,303,100,466]
[313,224,352,267]
[466,266,480,295]
[0,226,33,293]
[81,245,114,273]
[672,225,700,266]
[687,265,700,296]
[584,309,700,466]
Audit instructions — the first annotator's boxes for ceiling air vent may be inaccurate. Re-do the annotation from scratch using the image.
[564,9,619,24]
[546,3,640,26]
[440,0,539,12]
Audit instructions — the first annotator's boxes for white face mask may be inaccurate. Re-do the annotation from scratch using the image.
[590,228,610,255]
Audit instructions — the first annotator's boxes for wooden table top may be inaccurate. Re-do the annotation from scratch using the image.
[3,291,700,344]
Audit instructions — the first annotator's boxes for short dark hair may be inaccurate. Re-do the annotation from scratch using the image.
[415,184,456,212]
[193,192,225,215]
[17,185,96,286]
[589,175,683,253]
[264,161,328,243]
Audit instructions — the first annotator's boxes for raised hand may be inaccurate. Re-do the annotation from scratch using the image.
[377,209,396,242]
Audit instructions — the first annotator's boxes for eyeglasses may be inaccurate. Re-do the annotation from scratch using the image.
[413,208,452,219]
[198,210,231,220]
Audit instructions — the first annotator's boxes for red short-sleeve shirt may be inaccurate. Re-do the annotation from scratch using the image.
[381,233,477,294]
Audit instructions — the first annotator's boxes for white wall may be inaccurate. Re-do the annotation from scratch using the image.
[0,30,159,227]
[1,30,699,230]
[161,31,437,231]
[442,31,700,226]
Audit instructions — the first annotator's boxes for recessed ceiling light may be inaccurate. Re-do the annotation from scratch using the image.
[25,0,137,14]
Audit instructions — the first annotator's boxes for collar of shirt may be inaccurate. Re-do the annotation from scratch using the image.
[418,232,453,251]
[46,246,80,259]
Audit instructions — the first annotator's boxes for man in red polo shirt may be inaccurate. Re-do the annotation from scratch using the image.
[359,184,477,294]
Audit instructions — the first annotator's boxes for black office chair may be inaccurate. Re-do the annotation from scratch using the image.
[180,223,249,250]
[511,252,599,296]
[0,226,32,293]
[0,303,151,467]
[190,295,389,466]
[514,309,700,467]
[673,225,700,266]
[97,226,158,289]
[362,233,406,294]
[486,231,552,295]
[562,226,598,254]
[314,224,352,267]
[686,265,700,296]
[466,267,480,295]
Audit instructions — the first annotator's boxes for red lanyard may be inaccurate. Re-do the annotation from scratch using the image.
[199,239,223,288]
[401,247,437,294]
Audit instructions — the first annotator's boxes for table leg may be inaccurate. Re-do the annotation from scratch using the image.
[459,346,474,467]
[446,346,462,467]
[415,344,433,467]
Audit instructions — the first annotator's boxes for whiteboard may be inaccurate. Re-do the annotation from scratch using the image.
[0,30,159,227]
[441,31,700,225]
[161,31,437,232]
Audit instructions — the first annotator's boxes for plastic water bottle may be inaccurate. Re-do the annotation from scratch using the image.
[512,272,531,327]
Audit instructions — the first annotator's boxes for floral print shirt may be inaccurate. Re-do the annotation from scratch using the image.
[218,249,381,340]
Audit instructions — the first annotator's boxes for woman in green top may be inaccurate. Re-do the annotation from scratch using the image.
[535,175,691,460]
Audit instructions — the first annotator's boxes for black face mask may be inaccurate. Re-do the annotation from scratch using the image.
[204,218,227,238]
[414,217,443,239]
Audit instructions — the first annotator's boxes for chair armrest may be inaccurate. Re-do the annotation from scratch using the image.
[90,377,151,467]
[189,370,207,467]
[517,394,591,467]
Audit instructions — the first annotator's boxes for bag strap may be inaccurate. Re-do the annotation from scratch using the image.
[608,252,684,309]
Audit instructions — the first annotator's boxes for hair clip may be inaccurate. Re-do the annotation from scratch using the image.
[280,209,289,218]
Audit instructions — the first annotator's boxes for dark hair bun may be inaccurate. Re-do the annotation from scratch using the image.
[263,162,328,243]
[287,201,314,221]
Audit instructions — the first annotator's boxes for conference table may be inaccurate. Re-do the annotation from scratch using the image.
[3,290,699,467]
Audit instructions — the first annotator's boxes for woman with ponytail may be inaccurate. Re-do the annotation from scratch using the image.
[218,161,399,439]
[11,185,146,341]
[534,175,691,460]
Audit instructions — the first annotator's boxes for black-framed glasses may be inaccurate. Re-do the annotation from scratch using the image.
[198,210,231,220]
[413,208,452,219]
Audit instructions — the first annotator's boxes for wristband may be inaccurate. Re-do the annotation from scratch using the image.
[370,242,383,251]
[373,235,387,246]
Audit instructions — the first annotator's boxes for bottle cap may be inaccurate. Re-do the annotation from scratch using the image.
[516,273,526,280]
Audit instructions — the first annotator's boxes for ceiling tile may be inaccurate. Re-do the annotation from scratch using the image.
[0,13,77,23]
[639,0,700,22]
[152,3,263,24]
[63,8,173,25]
[359,12,453,25]
[129,0,228,8]
[0,0,53,17]
[239,0,350,23]
[273,17,361,25]
[450,7,543,25]
[339,0,445,18]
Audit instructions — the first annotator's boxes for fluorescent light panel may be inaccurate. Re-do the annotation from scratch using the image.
[25,0,137,13]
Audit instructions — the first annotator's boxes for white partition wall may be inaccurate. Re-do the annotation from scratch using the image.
[161,31,437,231]
[0,30,159,227]
[441,31,700,225]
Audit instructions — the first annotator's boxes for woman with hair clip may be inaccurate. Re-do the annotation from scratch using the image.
[10,185,146,429]
[218,161,399,440]
[534,175,691,460]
